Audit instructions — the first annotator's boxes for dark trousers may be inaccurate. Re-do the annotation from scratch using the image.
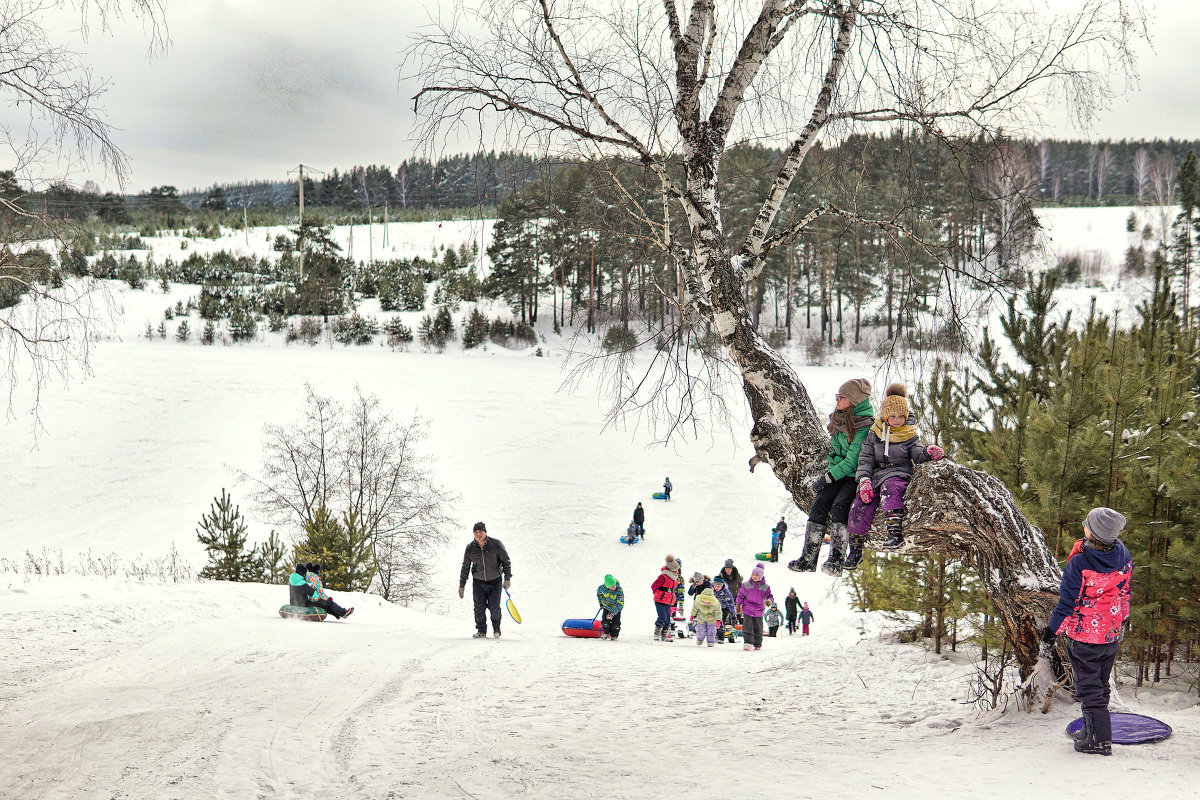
[810,477,856,526]
[310,597,347,619]
[768,625,779,637]
[473,578,503,633]
[602,609,622,639]
[743,615,764,647]
[654,602,672,629]
[786,614,798,634]
[1068,638,1120,742]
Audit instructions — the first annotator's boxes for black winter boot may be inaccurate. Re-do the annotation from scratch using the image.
[788,521,826,572]
[842,535,864,570]
[821,523,849,576]
[1073,713,1112,755]
[879,511,904,550]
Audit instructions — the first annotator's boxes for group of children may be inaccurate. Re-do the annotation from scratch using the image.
[603,555,816,650]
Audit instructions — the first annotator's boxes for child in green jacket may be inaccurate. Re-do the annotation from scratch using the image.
[790,378,874,576]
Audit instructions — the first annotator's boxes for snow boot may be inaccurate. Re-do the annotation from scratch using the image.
[743,643,753,651]
[341,607,355,620]
[1073,713,1112,756]
[787,521,826,572]
[493,630,501,639]
[843,535,864,570]
[653,626,662,641]
[879,511,904,550]
[820,522,849,576]
[473,631,488,639]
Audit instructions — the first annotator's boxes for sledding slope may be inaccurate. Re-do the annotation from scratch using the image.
[1,342,1197,799]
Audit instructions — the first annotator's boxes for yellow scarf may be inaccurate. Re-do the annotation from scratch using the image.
[870,418,918,445]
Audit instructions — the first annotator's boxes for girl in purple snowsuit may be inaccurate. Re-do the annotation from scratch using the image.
[735,563,774,651]
[846,384,943,553]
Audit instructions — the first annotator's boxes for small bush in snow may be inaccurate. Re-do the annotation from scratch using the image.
[286,316,323,346]
[176,320,191,342]
[602,324,637,353]
[384,318,413,348]
[462,308,488,349]
[488,317,510,345]
[332,312,380,345]
[201,320,216,345]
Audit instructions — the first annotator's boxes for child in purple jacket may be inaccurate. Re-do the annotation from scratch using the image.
[845,383,943,562]
[735,563,774,651]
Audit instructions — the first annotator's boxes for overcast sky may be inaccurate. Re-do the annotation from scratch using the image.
[37,0,1200,193]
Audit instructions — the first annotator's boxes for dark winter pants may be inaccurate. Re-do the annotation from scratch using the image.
[473,578,503,634]
[310,597,347,619]
[1068,638,1120,743]
[810,477,856,526]
[602,609,623,639]
[654,602,673,630]
[786,613,798,634]
[768,625,779,638]
[847,476,909,539]
[743,615,764,647]
[721,608,737,642]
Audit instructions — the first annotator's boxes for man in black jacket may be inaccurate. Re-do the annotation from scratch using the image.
[459,521,513,639]
[632,502,645,537]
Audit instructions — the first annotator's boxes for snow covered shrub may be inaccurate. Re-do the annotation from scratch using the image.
[228,306,257,342]
[286,316,323,346]
[766,328,788,349]
[267,311,287,332]
[602,324,637,353]
[418,314,444,349]
[488,317,510,345]
[806,333,828,365]
[201,320,216,345]
[461,308,488,349]
[433,306,455,342]
[512,321,536,346]
[332,312,380,345]
[176,320,191,342]
[384,318,414,348]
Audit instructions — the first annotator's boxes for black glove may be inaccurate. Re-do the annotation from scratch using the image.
[1039,626,1056,657]
[810,473,831,494]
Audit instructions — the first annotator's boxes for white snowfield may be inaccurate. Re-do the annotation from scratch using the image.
[0,209,1196,798]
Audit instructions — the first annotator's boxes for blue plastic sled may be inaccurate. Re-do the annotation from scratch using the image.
[620,534,641,544]
[651,492,667,499]
[1065,713,1172,744]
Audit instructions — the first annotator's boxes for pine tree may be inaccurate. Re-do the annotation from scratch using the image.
[292,506,375,592]
[197,489,258,581]
[256,529,291,584]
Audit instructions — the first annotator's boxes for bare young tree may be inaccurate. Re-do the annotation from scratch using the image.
[1148,154,1177,250]
[409,0,1146,696]
[0,1,165,421]
[1131,146,1151,203]
[241,385,456,605]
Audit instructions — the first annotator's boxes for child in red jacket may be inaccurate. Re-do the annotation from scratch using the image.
[651,555,681,641]
[1042,508,1132,756]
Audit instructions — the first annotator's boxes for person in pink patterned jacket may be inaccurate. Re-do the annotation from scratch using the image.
[1042,507,1131,756]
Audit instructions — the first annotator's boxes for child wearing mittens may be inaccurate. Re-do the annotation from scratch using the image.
[711,576,737,644]
[845,383,944,558]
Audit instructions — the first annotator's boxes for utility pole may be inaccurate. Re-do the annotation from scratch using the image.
[289,164,324,277]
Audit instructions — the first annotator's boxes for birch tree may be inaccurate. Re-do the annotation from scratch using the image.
[1,0,165,419]
[410,0,1146,695]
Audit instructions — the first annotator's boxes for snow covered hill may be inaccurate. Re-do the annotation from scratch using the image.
[1,208,1196,798]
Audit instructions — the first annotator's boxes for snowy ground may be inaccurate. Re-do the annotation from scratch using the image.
[1,209,1197,798]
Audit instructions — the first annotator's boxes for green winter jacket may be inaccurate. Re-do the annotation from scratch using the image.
[692,588,722,623]
[826,398,875,481]
[597,581,625,612]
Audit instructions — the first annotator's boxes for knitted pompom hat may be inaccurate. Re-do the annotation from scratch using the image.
[879,383,909,420]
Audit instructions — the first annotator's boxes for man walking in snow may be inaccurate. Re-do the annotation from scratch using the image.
[458,521,512,639]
